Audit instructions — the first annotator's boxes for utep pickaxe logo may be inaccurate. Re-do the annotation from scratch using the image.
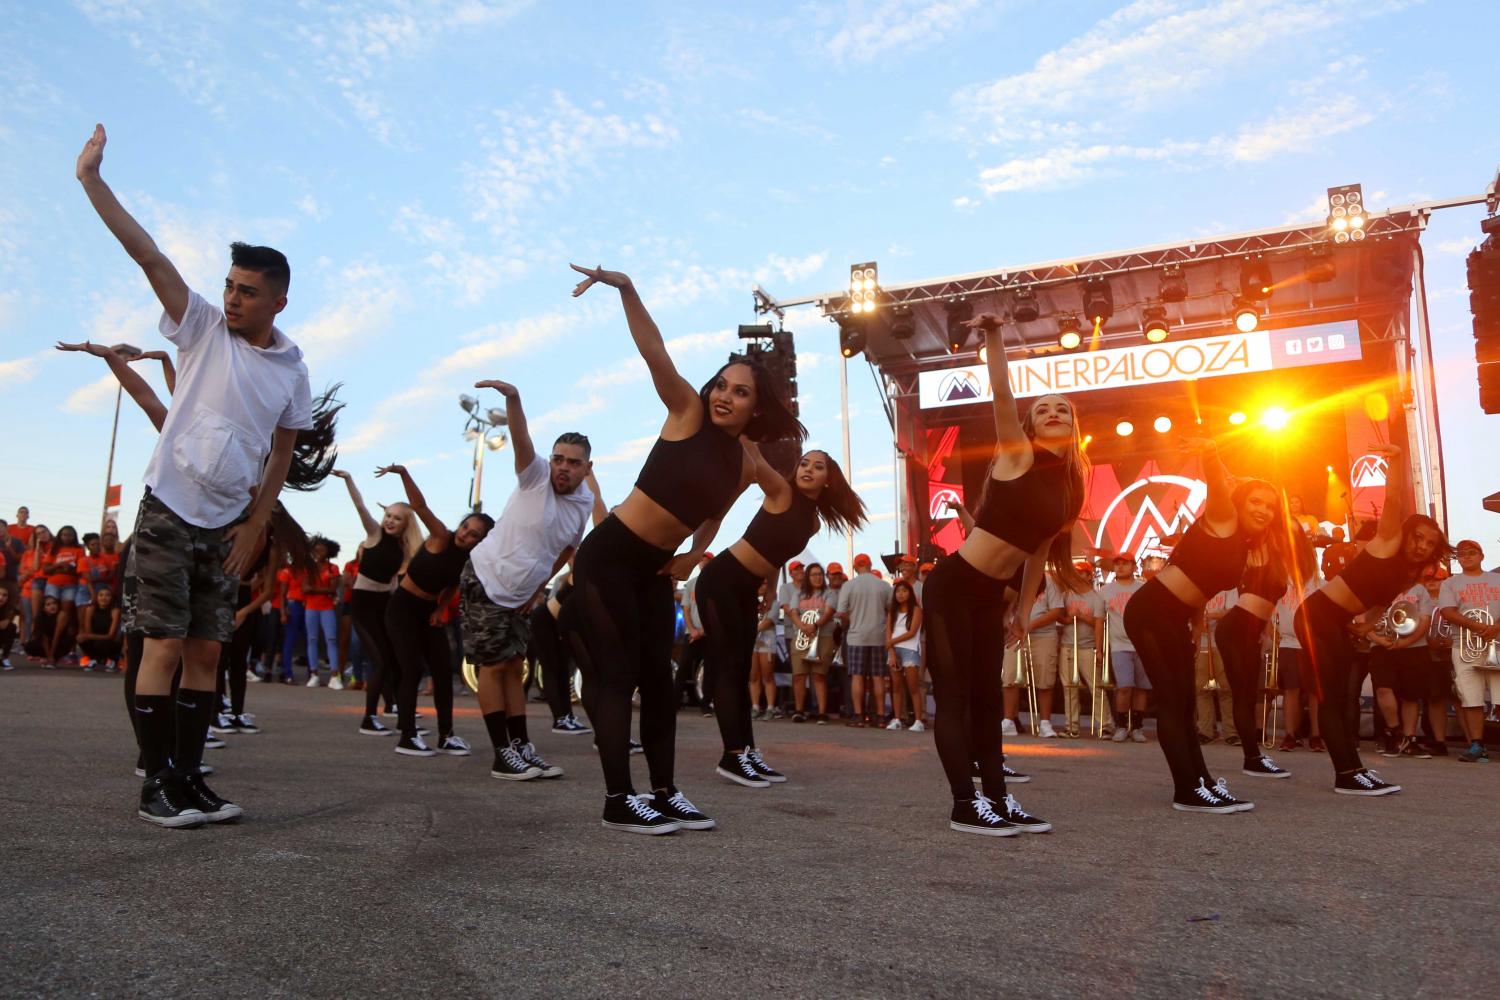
[1093,475,1208,562]
[930,487,961,520]
[1350,453,1388,489]
[939,370,982,402]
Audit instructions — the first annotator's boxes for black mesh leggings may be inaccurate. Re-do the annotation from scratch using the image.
[1124,578,1214,797]
[218,611,257,716]
[1293,589,1365,775]
[385,587,454,739]
[351,589,396,719]
[558,514,676,796]
[1215,605,1269,763]
[922,553,1012,801]
[529,603,576,723]
[697,551,761,752]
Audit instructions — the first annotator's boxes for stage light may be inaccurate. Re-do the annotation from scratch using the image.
[1232,299,1260,333]
[1228,411,1247,425]
[1260,406,1291,431]
[889,306,915,341]
[1082,434,1093,449]
[1308,243,1336,283]
[945,300,973,354]
[838,316,866,358]
[1057,315,1083,350]
[1082,277,1113,327]
[1159,263,1187,303]
[978,344,988,364]
[1153,415,1172,433]
[1142,304,1170,343]
[1240,258,1272,301]
[1011,286,1040,324]
[1327,184,1364,244]
[1115,420,1134,437]
[848,261,879,315]
[1326,465,1334,473]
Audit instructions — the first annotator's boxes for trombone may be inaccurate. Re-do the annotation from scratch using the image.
[1023,631,1042,734]
[1091,612,1113,738]
[1260,617,1281,750]
[1457,608,1500,668]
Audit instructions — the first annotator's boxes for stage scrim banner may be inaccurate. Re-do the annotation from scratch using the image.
[917,320,1362,409]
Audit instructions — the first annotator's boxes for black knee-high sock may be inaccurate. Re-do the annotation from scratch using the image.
[135,694,175,776]
[506,714,529,746]
[1113,704,1128,727]
[482,710,508,750]
[173,688,216,777]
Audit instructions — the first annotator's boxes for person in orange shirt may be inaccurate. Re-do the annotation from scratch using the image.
[8,506,35,549]
[81,532,121,601]
[44,525,86,665]
[302,536,343,688]
[21,525,52,647]
[277,564,306,683]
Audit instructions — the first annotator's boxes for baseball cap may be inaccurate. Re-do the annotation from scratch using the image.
[872,569,884,579]
[897,553,917,566]
[1456,539,1484,556]
[789,560,804,572]
[853,553,873,568]
[826,562,845,575]
[918,562,934,572]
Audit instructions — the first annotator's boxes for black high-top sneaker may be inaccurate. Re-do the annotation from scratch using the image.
[996,792,1052,833]
[179,771,244,823]
[716,750,770,788]
[1172,778,1239,814]
[1241,755,1291,778]
[490,744,542,780]
[745,747,786,783]
[949,794,1019,837]
[515,741,563,778]
[601,792,680,834]
[138,772,207,828]
[652,787,715,830]
[1335,768,1401,796]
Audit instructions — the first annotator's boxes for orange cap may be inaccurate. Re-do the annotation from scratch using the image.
[853,553,873,568]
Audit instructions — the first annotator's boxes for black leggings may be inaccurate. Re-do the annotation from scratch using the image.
[923,552,1011,801]
[697,551,761,752]
[1215,605,1268,763]
[558,514,675,796]
[351,589,396,719]
[1124,578,1215,796]
[1293,590,1365,775]
[216,611,256,715]
[529,603,576,723]
[385,588,454,739]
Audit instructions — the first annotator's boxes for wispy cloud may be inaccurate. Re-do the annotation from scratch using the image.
[643,252,827,311]
[291,262,406,366]
[0,352,42,383]
[823,0,983,64]
[63,373,120,414]
[593,434,658,466]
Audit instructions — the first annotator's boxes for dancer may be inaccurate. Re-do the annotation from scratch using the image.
[330,469,424,734]
[78,122,315,827]
[374,463,493,758]
[1295,445,1447,791]
[1124,438,1287,813]
[457,378,596,783]
[562,263,804,834]
[699,446,865,788]
[922,310,1085,837]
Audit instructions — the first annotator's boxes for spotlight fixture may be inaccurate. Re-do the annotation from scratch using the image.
[1115,420,1135,437]
[1307,243,1337,283]
[737,324,774,340]
[1326,184,1366,244]
[1153,415,1172,433]
[978,344,988,364]
[1082,277,1113,327]
[889,305,915,341]
[1232,298,1260,333]
[459,394,478,414]
[848,261,879,314]
[1240,258,1273,301]
[1057,315,1083,351]
[1228,411,1247,425]
[1142,304,1170,344]
[1260,406,1291,431]
[1158,263,1187,303]
[838,316,867,358]
[1011,286,1040,324]
[945,300,973,354]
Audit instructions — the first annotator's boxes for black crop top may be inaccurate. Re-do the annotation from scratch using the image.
[358,532,403,585]
[974,443,1079,553]
[742,491,819,567]
[1337,548,1409,608]
[405,542,469,596]
[1239,558,1288,603]
[1169,521,1247,597]
[635,412,744,530]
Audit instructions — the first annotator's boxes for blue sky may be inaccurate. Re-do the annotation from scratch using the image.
[2,0,1495,565]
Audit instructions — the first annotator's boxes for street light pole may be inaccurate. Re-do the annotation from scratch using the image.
[101,384,123,532]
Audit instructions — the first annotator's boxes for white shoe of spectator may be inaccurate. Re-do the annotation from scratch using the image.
[306,673,320,688]
[909,720,926,733]
[1039,720,1057,739]
[328,674,344,691]
[886,717,904,731]
[1001,719,1018,737]
[1112,727,1130,743]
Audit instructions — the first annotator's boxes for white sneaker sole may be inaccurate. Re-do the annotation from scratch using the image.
[552,726,592,736]
[602,819,680,835]
[138,808,207,829]
[490,768,542,780]
[949,820,1020,837]
[1172,802,1239,813]
[394,746,437,757]
[1010,820,1053,834]
[755,772,788,784]
[1241,768,1291,779]
[976,773,1032,785]
[716,765,770,788]
[201,803,244,823]
[535,767,564,779]
[359,727,396,736]
[439,747,472,756]
[667,816,716,831]
[1334,784,1401,796]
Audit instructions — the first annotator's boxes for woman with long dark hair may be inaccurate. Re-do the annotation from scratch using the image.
[563,263,804,834]
[1124,438,1288,814]
[1294,444,1448,795]
[789,562,838,724]
[700,447,865,787]
[43,524,85,665]
[301,535,343,688]
[923,310,1087,837]
[886,579,924,731]
[20,526,52,652]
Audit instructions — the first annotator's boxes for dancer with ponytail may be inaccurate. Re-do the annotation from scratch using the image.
[563,263,804,834]
[699,445,866,788]
[1294,444,1448,794]
[922,310,1086,837]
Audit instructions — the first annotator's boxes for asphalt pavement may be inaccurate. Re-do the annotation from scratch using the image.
[1,664,1496,999]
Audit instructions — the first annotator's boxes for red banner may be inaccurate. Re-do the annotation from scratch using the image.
[105,484,121,508]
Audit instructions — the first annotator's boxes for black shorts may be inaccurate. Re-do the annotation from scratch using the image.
[1276,647,1303,689]
[458,563,531,665]
[121,490,239,643]
[1370,646,1443,701]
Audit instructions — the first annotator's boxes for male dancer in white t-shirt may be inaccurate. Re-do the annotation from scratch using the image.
[77,125,313,827]
[458,379,595,782]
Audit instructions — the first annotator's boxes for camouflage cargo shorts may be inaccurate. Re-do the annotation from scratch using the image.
[459,562,531,665]
[122,490,239,643]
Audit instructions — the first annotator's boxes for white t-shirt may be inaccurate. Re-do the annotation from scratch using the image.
[1437,571,1500,621]
[146,291,313,528]
[1023,577,1066,636]
[684,575,703,632]
[1098,579,1144,653]
[1274,580,1315,650]
[468,454,593,608]
[1061,588,1106,649]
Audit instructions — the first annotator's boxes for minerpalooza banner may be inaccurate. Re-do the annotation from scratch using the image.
[917,320,1362,408]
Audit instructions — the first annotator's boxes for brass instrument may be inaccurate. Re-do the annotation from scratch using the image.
[1091,612,1113,738]
[1260,617,1281,749]
[1023,631,1042,734]
[1457,608,1500,668]
[1374,598,1422,640]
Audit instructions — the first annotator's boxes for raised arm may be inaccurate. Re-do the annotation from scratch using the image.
[945,497,976,536]
[586,471,607,527]
[474,379,534,473]
[1370,444,1407,545]
[964,312,1027,464]
[55,341,168,430]
[571,265,699,420]
[1183,437,1236,533]
[330,470,381,540]
[743,440,793,508]
[133,349,176,395]
[374,464,450,542]
[75,125,189,326]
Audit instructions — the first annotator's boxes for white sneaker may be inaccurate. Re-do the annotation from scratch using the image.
[1039,720,1057,739]
[1112,727,1130,743]
[1001,719,1018,737]
[328,674,344,691]
[1130,728,1147,743]
[305,674,320,688]
[885,717,904,731]
[909,719,926,733]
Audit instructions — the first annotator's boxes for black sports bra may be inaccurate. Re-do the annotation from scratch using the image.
[358,532,403,585]
[1169,521,1247,597]
[1239,559,1288,603]
[974,443,1078,553]
[635,409,744,530]
[742,491,819,567]
[405,542,469,597]
[1337,548,1409,609]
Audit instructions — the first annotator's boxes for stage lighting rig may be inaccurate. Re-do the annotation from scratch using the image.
[1153,415,1172,433]
[1232,298,1260,333]
[737,324,774,340]
[1142,304,1170,344]
[945,300,974,354]
[1011,286,1040,324]
[849,262,879,315]
[1327,184,1366,244]
[1307,243,1337,283]
[1082,278,1113,328]
[1240,257,1272,301]
[889,305,916,341]
[1158,264,1187,303]
[1057,316,1083,351]
[838,316,866,358]
[1115,420,1134,437]
[1468,231,1500,412]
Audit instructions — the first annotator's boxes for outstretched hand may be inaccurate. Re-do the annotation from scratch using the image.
[1178,436,1218,455]
[1369,443,1403,459]
[661,552,700,581]
[131,349,170,363]
[76,123,106,182]
[374,464,406,479]
[330,469,353,482]
[962,312,1004,332]
[570,263,632,297]
[475,378,519,398]
[55,340,113,358]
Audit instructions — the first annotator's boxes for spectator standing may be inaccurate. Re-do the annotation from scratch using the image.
[1059,569,1107,738]
[1001,573,1064,737]
[277,563,306,683]
[1099,554,1148,742]
[44,525,86,666]
[885,579,924,731]
[836,553,891,727]
[301,536,342,689]
[789,563,836,722]
[20,526,52,646]
[1275,577,1321,751]
[1370,578,1437,759]
[0,582,19,669]
[1437,540,1500,763]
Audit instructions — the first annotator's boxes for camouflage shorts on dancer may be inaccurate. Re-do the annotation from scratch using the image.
[122,490,239,643]
[459,562,532,665]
